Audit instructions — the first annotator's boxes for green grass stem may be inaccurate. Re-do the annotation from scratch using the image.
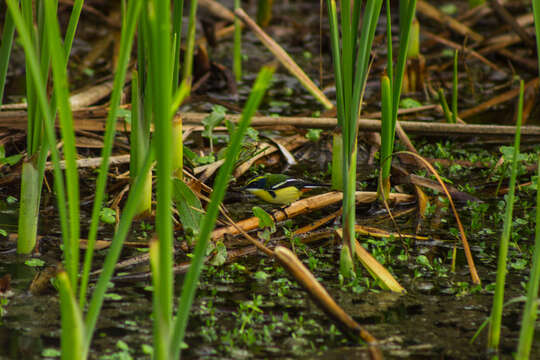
[516,4,540,356]
[391,0,417,135]
[172,0,184,91]
[376,0,416,201]
[438,88,453,123]
[63,0,84,60]
[515,156,540,358]
[385,0,393,85]
[452,49,458,124]
[183,0,198,82]
[144,0,175,356]
[534,0,540,72]
[234,0,242,81]
[487,80,524,353]
[170,66,274,359]
[0,3,16,106]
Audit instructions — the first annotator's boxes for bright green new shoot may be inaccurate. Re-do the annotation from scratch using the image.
[379,75,393,200]
[438,88,453,123]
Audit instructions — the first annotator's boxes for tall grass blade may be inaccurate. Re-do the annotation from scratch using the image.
[391,0,417,134]
[452,49,458,124]
[63,0,84,60]
[487,80,524,353]
[79,0,143,306]
[170,66,274,359]
[515,157,540,359]
[183,0,199,82]
[172,0,184,91]
[145,0,175,356]
[516,4,540,356]
[535,0,540,72]
[234,0,242,81]
[44,0,81,290]
[385,0,393,84]
[85,148,154,344]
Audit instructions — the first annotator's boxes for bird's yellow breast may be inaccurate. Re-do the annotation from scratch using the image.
[248,186,302,205]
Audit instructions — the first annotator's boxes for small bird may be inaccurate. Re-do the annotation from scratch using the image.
[243,173,327,205]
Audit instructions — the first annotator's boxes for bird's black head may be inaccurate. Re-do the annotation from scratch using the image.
[243,175,266,190]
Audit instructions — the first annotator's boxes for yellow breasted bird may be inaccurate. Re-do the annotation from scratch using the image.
[243,173,328,205]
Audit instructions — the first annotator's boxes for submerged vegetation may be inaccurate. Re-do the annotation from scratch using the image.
[0,0,539,359]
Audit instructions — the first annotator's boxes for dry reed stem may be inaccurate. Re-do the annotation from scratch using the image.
[234,8,333,109]
[211,191,414,240]
[395,151,481,284]
[274,246,383,360]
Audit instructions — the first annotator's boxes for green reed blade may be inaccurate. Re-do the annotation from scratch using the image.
[391,0,417,136]
[79,0,143,307]
[515,156,540,359]
[172,0,184,91]
[44,0,81,291]
[452,49,458,124]
[385,0,393,85]
[0,2,16,106]
[487,80,524,353]
[234,0,242,81]
[6,0,70,272]
[85,147,154,346]
[183,0,198,82]
[170,66,274,359]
